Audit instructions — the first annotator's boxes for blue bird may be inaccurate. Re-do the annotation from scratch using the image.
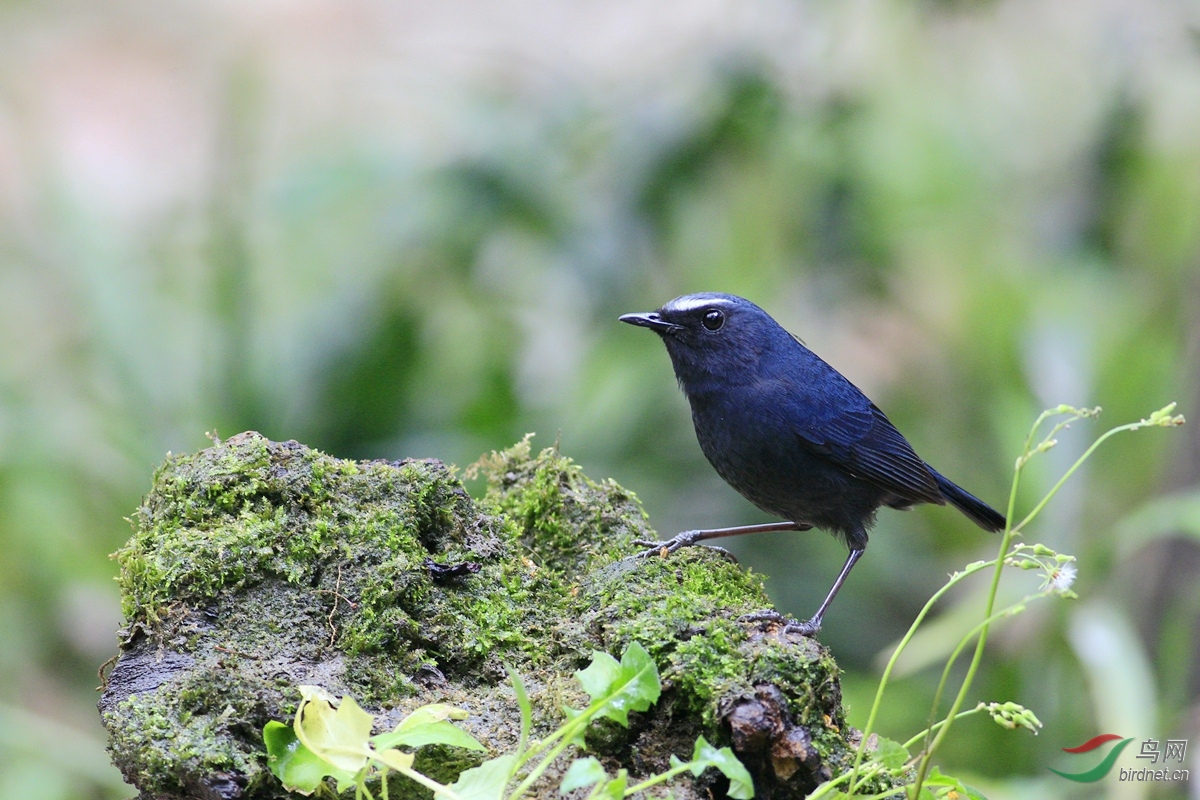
[620,292,1005,636]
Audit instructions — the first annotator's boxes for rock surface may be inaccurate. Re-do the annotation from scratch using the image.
[100,432,868,799]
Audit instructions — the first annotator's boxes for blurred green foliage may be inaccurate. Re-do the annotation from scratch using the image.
[1,2,1198,799]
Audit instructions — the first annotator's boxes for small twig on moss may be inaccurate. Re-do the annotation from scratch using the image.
[96,653,119,692]
[316,563,356,647]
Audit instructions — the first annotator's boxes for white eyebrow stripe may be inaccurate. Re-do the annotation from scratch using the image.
[663,295,733,313]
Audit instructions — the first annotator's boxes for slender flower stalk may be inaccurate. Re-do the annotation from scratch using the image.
[826,404,1183,799]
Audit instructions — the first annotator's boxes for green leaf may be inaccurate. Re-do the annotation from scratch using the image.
[559,757,607,793]
[923,767,989,799]
[263,720,356,795]
[294,686,374,773]
[372,720,483,751]
[873,737,909,771]
[396,703,470,727]
[509,666,532,756]
[438,753,517,800]
[690,736,755,799]
[372,721,485,752]
[922,766,956,787]
[560,705,588,747]
[574,652,622,702]
[960,784,989,800]
[596,769,627,800]
[374,747,416,772]
[573,642,661,726]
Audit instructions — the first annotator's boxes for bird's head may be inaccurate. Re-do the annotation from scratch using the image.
[620,293,792,388]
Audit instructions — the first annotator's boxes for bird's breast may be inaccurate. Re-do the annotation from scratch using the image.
[685,387,788,487]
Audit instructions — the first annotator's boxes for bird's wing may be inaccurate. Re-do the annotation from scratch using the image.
[791,396,944,505]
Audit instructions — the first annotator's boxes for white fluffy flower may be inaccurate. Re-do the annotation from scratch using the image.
[1049,563,1077,593]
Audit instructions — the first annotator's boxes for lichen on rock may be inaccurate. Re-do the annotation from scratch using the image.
[100,431,878,799]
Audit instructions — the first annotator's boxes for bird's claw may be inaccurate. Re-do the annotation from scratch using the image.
[632,530,698,558]
[630,532,738,563]
[740,609,821,637]
[782,619,820,637]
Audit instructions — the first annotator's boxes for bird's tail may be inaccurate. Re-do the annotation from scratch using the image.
[930,468,1007,533]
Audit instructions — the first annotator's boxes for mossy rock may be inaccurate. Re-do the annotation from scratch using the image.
[100,432,878,799]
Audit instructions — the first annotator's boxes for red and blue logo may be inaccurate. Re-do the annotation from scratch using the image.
[1049,734,1135,782]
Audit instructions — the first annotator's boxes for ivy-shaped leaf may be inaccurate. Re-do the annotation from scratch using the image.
[572,642,661,726]
[263,720,355,795]
[559,757,607,794]
[873,737,910,771]
[437,753,517,800]
[372,703,484,752]
[596,769,628,800]
[294,686,374,773]
[689,735,755,800]
[374,747,417,772]
[923,766,989,800]
[574,652,621,702]
[373,721,485,752]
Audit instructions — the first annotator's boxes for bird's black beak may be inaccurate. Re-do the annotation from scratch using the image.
[619,311,683,335]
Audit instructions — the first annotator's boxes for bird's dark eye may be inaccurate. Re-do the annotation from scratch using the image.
[702,309,725,331]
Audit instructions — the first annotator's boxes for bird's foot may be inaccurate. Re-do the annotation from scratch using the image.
[740,609,821,637]
[631,531,737,562]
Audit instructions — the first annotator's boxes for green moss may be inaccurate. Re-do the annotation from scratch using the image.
[104,669,279,799]
[102,431,866,800]
[749,640,845,727]
[469,434,651,577]
[116,435,439,622]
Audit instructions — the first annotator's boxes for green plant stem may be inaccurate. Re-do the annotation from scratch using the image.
[901,708,982,752]
[1017,407,1089,470]
[393,764,463,800]
[512,737,577,800]
[513,696,599,773]
[511,720,578,777]
[1013,418,1155,533]
[808,761,887,799]
[507,714,593,800]
[910,410,1153,797]
[624,763,694,795]
[846,559,994,792]
[918,594,1041,758]
[909,547,1009,796]
[861,789,913,800]
[908,412,1028,799]
[508,667,531,761]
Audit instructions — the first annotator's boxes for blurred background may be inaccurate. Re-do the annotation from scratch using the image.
[1,0,1199,798]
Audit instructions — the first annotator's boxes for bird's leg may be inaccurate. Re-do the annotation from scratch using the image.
[633,521,812,560]
[742,547,865,637]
